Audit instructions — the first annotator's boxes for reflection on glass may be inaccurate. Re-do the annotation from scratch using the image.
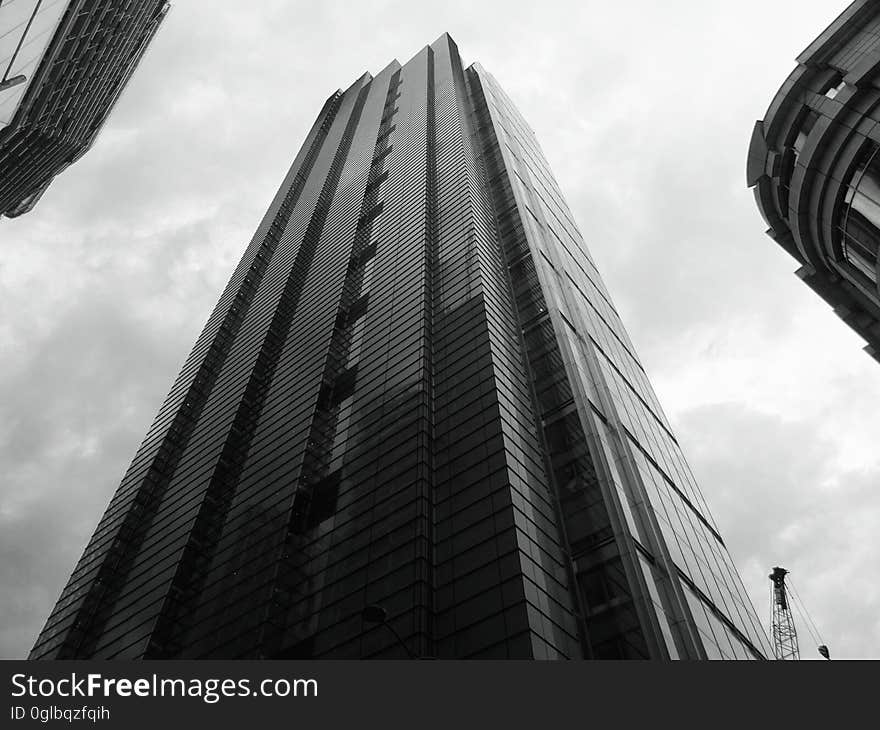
[842,145,880,285]
[478,67,774,658]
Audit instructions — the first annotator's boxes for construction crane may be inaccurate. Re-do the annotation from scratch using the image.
[769,566,830,660]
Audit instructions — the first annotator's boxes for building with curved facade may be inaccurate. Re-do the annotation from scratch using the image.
[747,0,880,362]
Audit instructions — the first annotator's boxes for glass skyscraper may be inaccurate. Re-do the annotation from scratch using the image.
[31,34,771,660]
[0,1,169,218]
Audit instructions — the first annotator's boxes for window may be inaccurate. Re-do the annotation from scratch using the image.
[792,108,819,154]
[840,144,880,284]
[822,75,846,99]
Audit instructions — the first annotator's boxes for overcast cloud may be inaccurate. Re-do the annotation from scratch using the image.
[2,0,876,659]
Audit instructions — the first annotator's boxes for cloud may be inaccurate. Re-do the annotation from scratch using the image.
[675,403,880,659]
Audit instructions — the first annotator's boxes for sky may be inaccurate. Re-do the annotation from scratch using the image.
[1,0,876,660]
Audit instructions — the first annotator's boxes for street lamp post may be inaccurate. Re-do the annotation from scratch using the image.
[361,605,418,659]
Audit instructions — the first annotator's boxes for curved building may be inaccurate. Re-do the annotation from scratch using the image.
[747,0,880,362]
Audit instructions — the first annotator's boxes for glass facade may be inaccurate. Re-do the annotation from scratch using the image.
[0,0,169,217]
[842,144,880,285]
[31,33,770,659]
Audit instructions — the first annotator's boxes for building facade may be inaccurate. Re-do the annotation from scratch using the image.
[31,34,770,660]
[748,0,880,362]
[0,0,169,218]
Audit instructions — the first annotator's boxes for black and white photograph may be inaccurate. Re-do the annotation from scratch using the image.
[1,1,877,721]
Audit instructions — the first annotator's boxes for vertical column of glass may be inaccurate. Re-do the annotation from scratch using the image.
[463,68,646,659]
[256,67,404,659]
[428,36,581,659]
[327,49,434,658]
[92,78,370,660]
[473,65,770,660]
[28,88,346,659]
[170,73,389,658]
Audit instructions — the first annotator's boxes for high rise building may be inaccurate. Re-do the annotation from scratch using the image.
[0,0,169,218]
[747,0,880,362]
[31,34,770,660]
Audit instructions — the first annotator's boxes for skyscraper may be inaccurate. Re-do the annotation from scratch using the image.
[31,34,770,660]
[747,0,880,362]
[0,0,169,218]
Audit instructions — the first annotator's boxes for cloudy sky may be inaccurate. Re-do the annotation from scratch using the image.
[2,0,876,660]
